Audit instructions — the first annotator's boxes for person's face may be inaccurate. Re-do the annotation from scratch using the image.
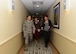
[27,16,31,20]
[35,18,38,22]
[41,18,43,20]
[44,16,48,21]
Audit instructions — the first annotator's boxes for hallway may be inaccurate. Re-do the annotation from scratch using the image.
[0,0,76,54]
[23,40,52,54]
[18,40,59,54]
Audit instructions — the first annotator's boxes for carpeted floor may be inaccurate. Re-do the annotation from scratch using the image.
[24,40,52,54]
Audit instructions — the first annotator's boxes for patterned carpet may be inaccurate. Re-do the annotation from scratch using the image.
[24,40,52,54]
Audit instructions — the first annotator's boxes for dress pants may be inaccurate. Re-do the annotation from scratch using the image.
[44,31,50,48]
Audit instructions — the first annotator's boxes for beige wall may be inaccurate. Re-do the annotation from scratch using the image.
[47,0,76,54]
[0,0,28,44]
[51,31,76,54]
[0,33,23,54]
[48,0,76,42]
[0,0,28,54]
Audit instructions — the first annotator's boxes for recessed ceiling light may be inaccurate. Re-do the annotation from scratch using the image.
[36,13,38,15]
[36,5,39,7]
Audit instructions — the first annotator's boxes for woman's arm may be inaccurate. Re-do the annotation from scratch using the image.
[48,20,53,30]
[32,21,35,34]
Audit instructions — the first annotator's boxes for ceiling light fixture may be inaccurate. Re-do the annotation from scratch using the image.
[36,5,39,7]
[36,13,38,15]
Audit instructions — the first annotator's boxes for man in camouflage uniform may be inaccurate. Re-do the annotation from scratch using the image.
[23,15,35,50]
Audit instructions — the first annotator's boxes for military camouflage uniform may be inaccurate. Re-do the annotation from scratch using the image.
[23,20,35,47]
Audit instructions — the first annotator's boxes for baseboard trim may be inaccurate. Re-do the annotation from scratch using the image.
[50,41,60,54]
[0,32,22,46]
[17,43,24,54]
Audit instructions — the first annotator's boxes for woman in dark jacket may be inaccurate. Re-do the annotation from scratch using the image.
[42,15,52,48]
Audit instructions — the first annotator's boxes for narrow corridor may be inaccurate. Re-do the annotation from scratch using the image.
[18,40,59,54]
[24,40,52,54]
[0,0,76,54]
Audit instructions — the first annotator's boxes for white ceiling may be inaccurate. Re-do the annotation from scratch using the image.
[21,0,55,15]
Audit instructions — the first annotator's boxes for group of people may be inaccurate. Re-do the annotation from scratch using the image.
[23,15,52,50]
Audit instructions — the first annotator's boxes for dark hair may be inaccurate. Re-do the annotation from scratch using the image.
[44,15,48,17]
[26,15,32,20]
[27,15,31,17]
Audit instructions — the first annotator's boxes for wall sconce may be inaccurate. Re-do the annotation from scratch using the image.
[8,0,14,12]
[64,0,70,11]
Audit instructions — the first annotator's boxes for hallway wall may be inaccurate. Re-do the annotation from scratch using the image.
[47,0,76,54]
[0,0,28,54]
